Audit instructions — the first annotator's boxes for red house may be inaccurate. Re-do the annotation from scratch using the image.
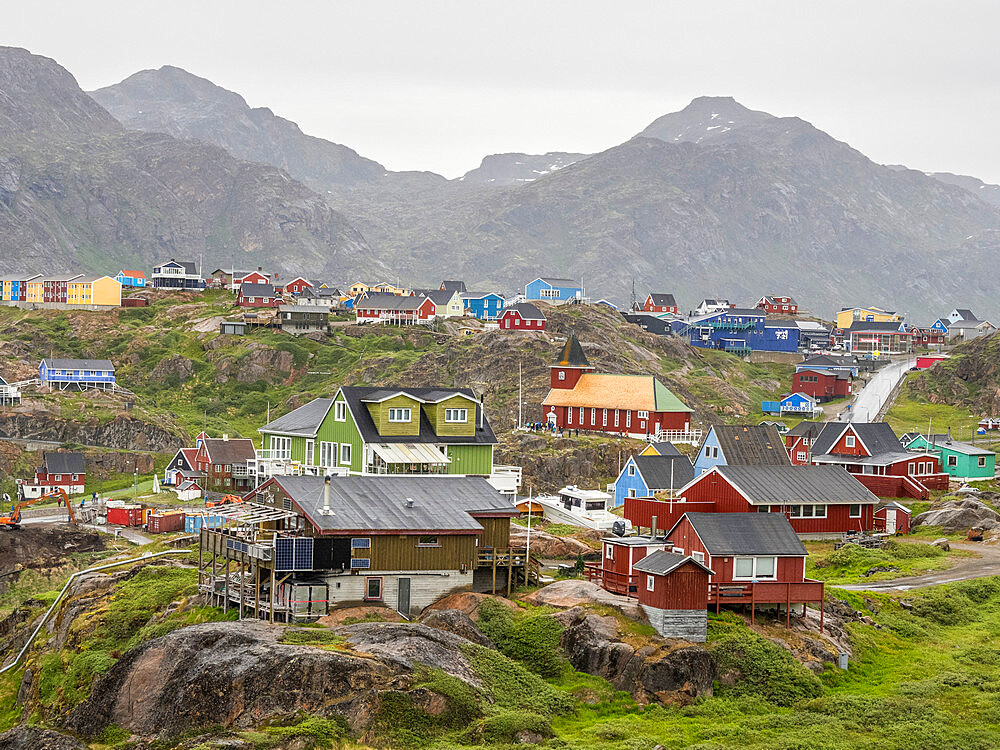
[783,421,824,465]
[756,295,798,315]
[909,327,946,348]
[237,283,281,307]
[497,303,546,331]
[874,501,911,534]
[673,464,880,534]
[355,294,436,325]
[591,536,673,596]
[632,552,713,641]
[808,422,949,499]
[541,334,693,439]
[643,293,678,314]
[43,275,81,303]
[194,435,256,494]
[22,452,86,499]
[284,277,313,296]
[236,269,270,288]
[792,369,852,403]
[666,512,825,630]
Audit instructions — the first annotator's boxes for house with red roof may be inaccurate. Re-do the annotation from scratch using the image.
[115,270,147,288]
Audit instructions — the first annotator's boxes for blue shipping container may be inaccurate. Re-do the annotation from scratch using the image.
[184,514,225,533]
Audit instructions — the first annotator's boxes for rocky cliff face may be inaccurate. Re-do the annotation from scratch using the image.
[905,332,1000,414]
[0,413,185,453]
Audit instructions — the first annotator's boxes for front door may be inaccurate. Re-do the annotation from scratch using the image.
[397,577,411,617]
[886,509,897,534]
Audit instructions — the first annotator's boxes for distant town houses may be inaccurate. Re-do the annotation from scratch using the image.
[152,259,205,290]
[237,283,281,308]
[792,368,852,403]
[20,452,86,499]
[693,299,735,316]
[755,295,798,315]
[497,302,546,331]
[1,273,122,308]
[835,306,900,330]
[354,293,436,325]
[684,308,800,355]
[903,433,996,481]
[642,293,678,314]
[524,277,585,304]
[412,289,464,318]
[115,270,147,288]
[461,292,505,320]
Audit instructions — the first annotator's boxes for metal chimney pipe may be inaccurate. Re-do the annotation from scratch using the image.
[319,474,334,516]
[651,515,658,540]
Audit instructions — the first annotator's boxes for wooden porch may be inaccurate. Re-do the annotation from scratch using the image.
[478,546,541,594]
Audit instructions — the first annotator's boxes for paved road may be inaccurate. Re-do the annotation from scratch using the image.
[840,541,1000,591]
[839,358,915,422]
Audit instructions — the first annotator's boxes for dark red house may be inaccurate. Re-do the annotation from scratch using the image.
[194,436,256,494]
[236,269,270,288]
[237,283,281,307]
[874,501,911,534]
[498,302,546,331]
[22,452,86,498]
[792,369,852,403]
[783,421,825,465]
[284,277,313,296]
[674,464,880,534]
[808,422,949,499]
[643,293,678,314]
[665,512,825,630]
[756,295,798,315]
[909,327,946,347]
[541,334,693,439]
[632,552,713,641]
[592,536,673,596]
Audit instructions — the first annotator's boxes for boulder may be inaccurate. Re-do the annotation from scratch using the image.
[509,527,596,559]
[914,498,1000,533]
[148,354,194,385]
[522,580,644,621]
[0,727,87,749]
[423,591,517,621]
[931,537,951,551]
[419,609,494,647]
[558,608,714,704]
[65,620,405,739]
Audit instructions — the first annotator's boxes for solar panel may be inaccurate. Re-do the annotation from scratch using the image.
[350,558,370,569]
[274,537,294,570]
[293,538,313,570]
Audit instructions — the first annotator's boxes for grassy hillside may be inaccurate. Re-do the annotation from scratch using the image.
[0,292,793,447]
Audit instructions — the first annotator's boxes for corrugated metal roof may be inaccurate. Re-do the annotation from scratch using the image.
[711,424,791,466]
[713,465,879,505]
[267,475,516,533]
[202,438,256,464]
[678,512,807,556]
[259,398,334,437]
[42,358,114,371]
[647,293,677,307]
[502,303,546,320]
[371,443,451,465]
[240,283,275,297]
[43,452,85,474]
[633,550,714,576]
[633,455,694,490]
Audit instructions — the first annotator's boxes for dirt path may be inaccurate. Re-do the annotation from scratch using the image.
[839,541,1000,591]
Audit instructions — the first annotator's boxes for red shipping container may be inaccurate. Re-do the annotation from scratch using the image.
[148,512,185,534]
[107,506,143,527]
[121,297,149,307]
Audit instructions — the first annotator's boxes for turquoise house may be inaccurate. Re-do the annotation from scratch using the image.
[905,435,996,480]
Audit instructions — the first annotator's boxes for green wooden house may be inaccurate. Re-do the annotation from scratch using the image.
[905,434,996,480]
[257,386,497,479]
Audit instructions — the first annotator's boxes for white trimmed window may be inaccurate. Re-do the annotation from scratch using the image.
[335,401,347,421]
[845,435,856,448]
[947,455,958,468]
[638,411,649,419]
[796,452,807,461]
[558,371,566,381]
[605,544,614,560]
[646,575,655,591]
[579,407,584,423]
[626,412,632,428]
[445,408,468,423]
[340,443,352,465]
[628,464,635,476]
[269,436,290,460]
[733,556,777,580]
[320,441,336,468]
[692,551,705,563]
[602,409,608,426]
[614,411,620,427]
[305,439,314,466]
[591,407,596,424]
[849,504,862,518]
[628,488,637,498]
[789,504,827,518]
[388,407,411,422]
[568,408,573,425]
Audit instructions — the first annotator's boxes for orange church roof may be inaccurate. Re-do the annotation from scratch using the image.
[543,374,691,413]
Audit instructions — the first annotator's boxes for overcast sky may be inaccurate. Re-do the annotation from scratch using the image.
[6,1,1000,180]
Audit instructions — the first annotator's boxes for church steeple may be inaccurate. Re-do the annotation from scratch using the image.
[550,332,595,389]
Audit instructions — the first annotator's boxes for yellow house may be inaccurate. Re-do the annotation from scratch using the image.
[66,275,122,307]
[349,281,410,297]
[24,279,44,303]
[835,306,901,329]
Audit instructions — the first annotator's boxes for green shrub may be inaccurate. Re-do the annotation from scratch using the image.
[479,710,552,743]
[710,630,823,706]
[413,666,483,728]
[462,643,573,715]
[910,588,975,626]
[476,599,566,678]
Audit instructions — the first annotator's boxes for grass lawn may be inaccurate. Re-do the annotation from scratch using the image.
[886,375,1000,449]
[804,537,969,586]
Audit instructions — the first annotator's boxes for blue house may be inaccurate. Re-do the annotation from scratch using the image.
[462,292,505,320]
[115,270,148,288]
[524,277,584,304]
[40,358,116,391]
[685,308,799,354]
[931,319,950,334]
[761,392,817,417]
[693,423,792,476]
[613,454,694,507]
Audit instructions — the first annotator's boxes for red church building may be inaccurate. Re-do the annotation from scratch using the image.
[497,302,546,331]
[542,334,693,439]
[643,293,678,314]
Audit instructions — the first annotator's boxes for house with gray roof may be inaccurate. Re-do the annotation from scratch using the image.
[152,259,204,290]
[39,358,116,391]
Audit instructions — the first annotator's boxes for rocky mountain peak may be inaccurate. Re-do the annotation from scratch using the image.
[637,95,776,145]
[459,151,589,185]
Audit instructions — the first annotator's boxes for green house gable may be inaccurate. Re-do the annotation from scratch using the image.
[364,393,422,437]
[425,394,478,437]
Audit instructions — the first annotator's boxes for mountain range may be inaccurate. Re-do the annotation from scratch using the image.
[4,47,1000,319]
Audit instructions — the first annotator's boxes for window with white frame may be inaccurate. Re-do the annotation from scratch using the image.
[335,401,347,421]
[646,575,655,591]
[692,551,705,563]
[980,456,988,468]
[845,435,856,448]
[445,408,468,423]
[539,288,560,298]
[579,407,584,423]
[626,412,632,428]
[947,455,958,468]
[605,544,614,560]
[602,409,608,426]
[637,411,649,419]
[305,439,314,466]
[789,504,827,518]
[269,435,290,459]
[849,504,862,518]
[733,556,777,580]
[627,464,635,476]
[568,408,573,425]
[614,410,620,427]
[591,407,596,424]
[558,371,565,381]
[340,443,352,465]
[797,452,807,461]
[320,441,336,468]
[628,488,637,498]
[388,407,411,422]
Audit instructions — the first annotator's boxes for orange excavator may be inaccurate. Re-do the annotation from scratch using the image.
[205,494,242,509]
[0,488,76,529]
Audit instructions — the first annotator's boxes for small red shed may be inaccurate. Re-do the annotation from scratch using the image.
[498,302,546,331]
[591,536,672,596]
[632,552,714,641]
[874,501,911,534]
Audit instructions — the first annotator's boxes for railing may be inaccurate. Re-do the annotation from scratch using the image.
[583,563,636,597]
[653,428,703,445]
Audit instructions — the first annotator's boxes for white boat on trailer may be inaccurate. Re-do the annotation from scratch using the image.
[533,485,632,533]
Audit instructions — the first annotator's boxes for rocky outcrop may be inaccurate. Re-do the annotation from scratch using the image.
[207,343,297,384]
[65,620,406,739]
[148,354,195,385]
[509,527,597,559]
[497,432,637,494]
[423,591,517,621]
[419,609,494,647]
[0,726,86,749]
[522,580,645,621]
[0,413,184,453]
[556,607,715,704]
[906,333,1000,413]
[914,497,1000,532]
